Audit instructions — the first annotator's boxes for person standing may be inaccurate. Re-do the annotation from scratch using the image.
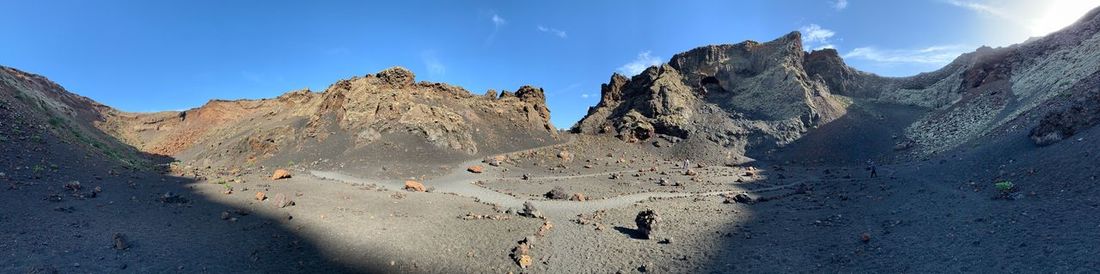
[867,160,878,178]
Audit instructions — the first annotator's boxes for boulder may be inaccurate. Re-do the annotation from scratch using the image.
[112,233,129,250]
[545,186,570,200]
[273,193,294,208]
[557,150,573,162]
[570,193,587,201]
[731,192,755,204]
[404,180,426,192]
[271,169,292,180]
[519,201,543,218]
[634,210,661,240]
[467,165,484,173]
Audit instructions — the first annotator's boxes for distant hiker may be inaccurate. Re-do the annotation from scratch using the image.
[867,160,878,178]
[683,159,691,170]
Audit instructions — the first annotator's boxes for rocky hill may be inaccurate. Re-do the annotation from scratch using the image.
[0,66,156,174]
[573,32,850,163]
[3,66,560,178]
[109,67,559,177]
[574,6,1100,163]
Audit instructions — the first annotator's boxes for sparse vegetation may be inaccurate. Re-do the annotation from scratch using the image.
[994,180,1015,193]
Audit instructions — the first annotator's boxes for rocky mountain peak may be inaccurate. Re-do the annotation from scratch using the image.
[373,66,416,86]
[574,32,847,160]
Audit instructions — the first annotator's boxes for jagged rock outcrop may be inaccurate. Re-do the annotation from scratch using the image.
[574,32,849,161]
[111,67,560,173]
[576,5,1100,159]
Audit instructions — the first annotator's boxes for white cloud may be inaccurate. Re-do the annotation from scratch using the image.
[617,51,663,76]
[800,24,838,50]
[537,25,568,38]
[843,45,969,64]
[831,0,848,10]
[421,51,445,77]
[580,93,591,99]
[491,14,506,27]
[941,0,1006,17]
[485,13,507,46]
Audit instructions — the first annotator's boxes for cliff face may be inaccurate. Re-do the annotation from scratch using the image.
[0,66,154,172]
[573,6,1100,161]
[573,32,850,161]
[108,67,560,171]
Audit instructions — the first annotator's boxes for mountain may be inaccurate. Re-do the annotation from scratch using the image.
[573,7,1100,163]
[573,32,849,163]
[108,67,560,177]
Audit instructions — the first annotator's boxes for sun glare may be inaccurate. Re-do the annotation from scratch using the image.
[1028,0,1100,36]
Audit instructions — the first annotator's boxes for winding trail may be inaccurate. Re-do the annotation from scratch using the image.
[310,135,807,218]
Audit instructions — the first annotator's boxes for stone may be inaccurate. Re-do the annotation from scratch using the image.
[467,165,484,173]
[64,181,81,191]
[112,233,128,250]
[557,150,573,162]
[545,186,570,200]
[271,169,292,180]
[255,192,266,201]
[570,193,587,201]
[159,192,188,204]
[731,192,755,204]
[519,201,543,218]
[272,193,294,208]
[404,180,426,192]
[485,155,506,167]
[635,210,661,240]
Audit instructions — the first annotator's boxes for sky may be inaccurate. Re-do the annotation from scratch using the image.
[2,0,1099,128]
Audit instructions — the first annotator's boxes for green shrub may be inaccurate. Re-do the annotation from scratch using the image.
[994,181,1014,192]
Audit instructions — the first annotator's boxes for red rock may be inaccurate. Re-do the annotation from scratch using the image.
[255,192,266,201]
[271,169,292,180]
[404,180,426,192]
[467,165,484,173]
[570,193,587,201]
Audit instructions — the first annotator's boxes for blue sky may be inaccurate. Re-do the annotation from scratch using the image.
[2,0,1098,128]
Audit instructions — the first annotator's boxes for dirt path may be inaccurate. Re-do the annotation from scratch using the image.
[309,169,806,219]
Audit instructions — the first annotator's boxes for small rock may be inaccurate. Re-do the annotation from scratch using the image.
[220,211,232,220]
[659,178,672,186]
[519,201,543,218]
[270,169,292,180]
[159,192,188,204]
[64,181,81,191]
[545,186,570,200]
[403,180,426,192]
[535,220,554,237]
[860,232,871,243]
[684,169,697,176]
[112,233,128,250]
[255,192,266,201]
[557,150,573,162]
[522,174,531,180]
[570,193,587,201]
[272,193,294,208]
[731,192,755,204]
[467,165,484,173]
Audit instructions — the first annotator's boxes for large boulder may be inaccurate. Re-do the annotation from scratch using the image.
[634,210,661,240]
[403,180,426,192]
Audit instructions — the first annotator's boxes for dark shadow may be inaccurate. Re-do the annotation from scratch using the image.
[613,226,646,239]
[0,87,373,273]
